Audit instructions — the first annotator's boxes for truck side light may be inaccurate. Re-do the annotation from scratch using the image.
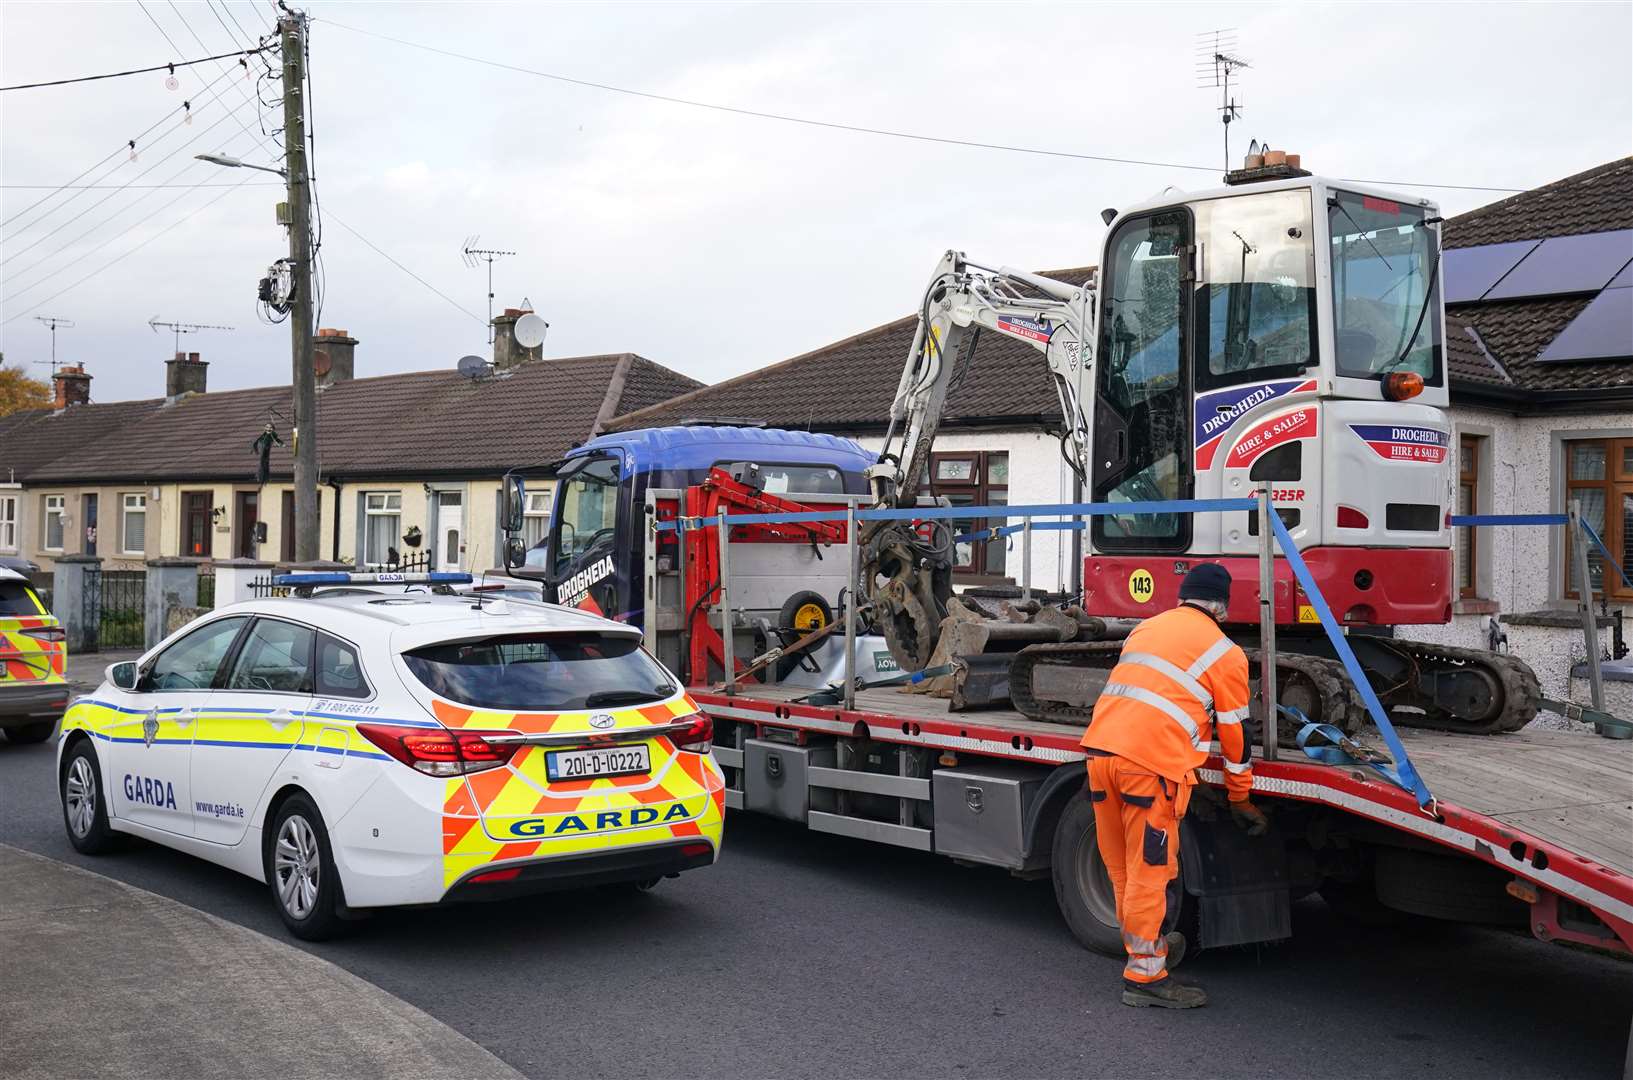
[1336,506,1370,529]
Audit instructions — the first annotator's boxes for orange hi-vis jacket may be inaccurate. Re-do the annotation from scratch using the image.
[1081,603,1255,802]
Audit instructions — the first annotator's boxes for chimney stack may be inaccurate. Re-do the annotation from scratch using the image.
[52,365,92,408]
[492,307,542,370]
[165,351,209,398]
[313,328,357,387]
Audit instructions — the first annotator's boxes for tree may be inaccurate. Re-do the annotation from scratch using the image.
[0,360,53,417]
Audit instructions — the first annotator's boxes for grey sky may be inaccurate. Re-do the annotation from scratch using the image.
[2,1,1630,405]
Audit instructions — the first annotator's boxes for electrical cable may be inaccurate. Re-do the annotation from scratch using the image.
[0,63,241,236]
[1,44,267,93]
[1,93,268,280]
[138,0,263,145]
[2,182,283,189]
[1,172,262,325]
[317,16,1526,195]
[323,210,486,324]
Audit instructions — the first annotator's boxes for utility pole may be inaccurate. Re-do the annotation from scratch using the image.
[280,10,319,562]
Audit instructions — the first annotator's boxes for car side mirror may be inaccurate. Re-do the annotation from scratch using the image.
[502,475,526,535]
[107,661,139,691]
[503,536,527,570]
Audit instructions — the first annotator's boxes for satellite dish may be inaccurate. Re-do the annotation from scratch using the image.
[513,313,548,349]
[457,354,490,380]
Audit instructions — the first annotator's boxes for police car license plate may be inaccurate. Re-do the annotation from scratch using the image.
[547,745,650,781]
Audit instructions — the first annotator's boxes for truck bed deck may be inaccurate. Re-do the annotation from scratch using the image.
[696,682,1633,930]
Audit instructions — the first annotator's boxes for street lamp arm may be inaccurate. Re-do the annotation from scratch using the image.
[194,153,288,178]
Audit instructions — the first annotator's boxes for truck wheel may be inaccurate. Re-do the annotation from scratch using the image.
[1374,847,1527,925]
[777,591,833,679]
[1050,791,1124,957]
[1319,875,1411,927]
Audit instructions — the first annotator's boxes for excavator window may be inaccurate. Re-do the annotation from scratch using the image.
[1328,190,1444,386]
[1092,209,1192,551]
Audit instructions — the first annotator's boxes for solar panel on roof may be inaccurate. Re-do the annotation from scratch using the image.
[1537,286,1633,363]
[1483,229,1633,301]
[1443,240,1540,304]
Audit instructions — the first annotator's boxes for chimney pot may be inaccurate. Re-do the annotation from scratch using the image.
[165,352,208,398]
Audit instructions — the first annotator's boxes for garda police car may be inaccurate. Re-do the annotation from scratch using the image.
[57,572,725,940]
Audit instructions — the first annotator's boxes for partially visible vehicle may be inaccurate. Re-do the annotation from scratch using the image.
[56,571,725,940]
[1,565,67,744]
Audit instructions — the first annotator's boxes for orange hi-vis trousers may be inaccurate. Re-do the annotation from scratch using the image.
[1087,754,1191,985]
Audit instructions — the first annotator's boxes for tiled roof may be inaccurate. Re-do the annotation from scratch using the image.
[1444,157,1633,249]
[0,354,702,485]
[1445,297,1631,395]
[1444,316,1512,387]
[612,268,1095,432]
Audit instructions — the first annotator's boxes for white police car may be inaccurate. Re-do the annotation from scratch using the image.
[58,572,726,939]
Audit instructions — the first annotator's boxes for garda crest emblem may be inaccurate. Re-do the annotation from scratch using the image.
[142,711,159,747]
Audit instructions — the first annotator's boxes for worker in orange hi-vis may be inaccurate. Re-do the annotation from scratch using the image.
[1080,563,1268,1009]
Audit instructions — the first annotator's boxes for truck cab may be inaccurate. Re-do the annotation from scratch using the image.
[533,426,873,676]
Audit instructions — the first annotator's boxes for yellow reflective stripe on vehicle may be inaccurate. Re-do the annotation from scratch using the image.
[1100,682,1202,748]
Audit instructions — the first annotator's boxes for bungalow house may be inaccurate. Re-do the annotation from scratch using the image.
[0,314,701,575]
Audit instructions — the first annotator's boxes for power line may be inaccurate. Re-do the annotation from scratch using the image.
[324,211,486,325]
[2,182,284,189]
[1,173,262,325]
[0,43,267,92]
[318,16,1526,195]
[137,0,263,146]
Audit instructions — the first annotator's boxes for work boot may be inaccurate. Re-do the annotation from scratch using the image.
[1121,978,1208,1009]
[1163,931,1187,971]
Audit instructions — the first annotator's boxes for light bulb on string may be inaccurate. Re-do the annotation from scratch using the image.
[128,139,138,163]
[240,57,250,81]
[182,101,193,125]
[164,63,178,91]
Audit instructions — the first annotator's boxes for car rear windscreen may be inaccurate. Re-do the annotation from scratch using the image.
[402,632,675,711]
[0,581,45,616]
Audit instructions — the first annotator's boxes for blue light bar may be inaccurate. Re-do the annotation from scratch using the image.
[272,571,475,587]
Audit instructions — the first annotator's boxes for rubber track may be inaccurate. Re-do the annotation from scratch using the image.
[1363,640,1542,735]
[1007,642,1367,739]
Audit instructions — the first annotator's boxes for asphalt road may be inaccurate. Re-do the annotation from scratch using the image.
[3,736,1628,1080]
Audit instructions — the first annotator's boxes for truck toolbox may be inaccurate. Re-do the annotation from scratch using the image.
[932,763,1048,869]
[744,738,835,823]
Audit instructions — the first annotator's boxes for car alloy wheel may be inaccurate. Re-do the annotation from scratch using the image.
[274,814,322,920]
[64,756,96,839]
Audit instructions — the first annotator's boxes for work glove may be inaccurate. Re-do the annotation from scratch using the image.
[1230,799,1269,837]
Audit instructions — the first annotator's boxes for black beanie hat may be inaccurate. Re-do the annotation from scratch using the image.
[1178,563,1232,604]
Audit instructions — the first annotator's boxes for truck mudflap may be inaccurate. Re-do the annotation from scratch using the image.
[1179,809,1293,948]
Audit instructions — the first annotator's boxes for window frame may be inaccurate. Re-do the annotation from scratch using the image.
[121,492,147,557]
[0,493,18,552]
[919,450,1010,582]
[362,490,403,567]
[42,494,66,552]
[139,615,252,693]
[1563,436,1633,602]
[1458,436,1481,599]
[224,616,317,696]
[314,631,373,701]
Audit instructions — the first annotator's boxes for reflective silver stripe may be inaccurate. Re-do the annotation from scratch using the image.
[1120,652,1213,713]
[1187,636,1235,679]
[1223,758,1252,774]
[1101,682,1202,748]
[1216,706,1250,726]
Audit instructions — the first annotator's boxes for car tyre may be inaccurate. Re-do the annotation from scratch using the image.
[60,739,121,854]
[1050,790,1125,957]
[7,720,58,744]
[266,793,347,941]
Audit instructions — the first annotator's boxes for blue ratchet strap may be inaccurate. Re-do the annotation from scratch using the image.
[654,497,1257,532]
[1580,519,1633,590]
[1449,513,1568,527]
[1287,709,1411,793]
[1269,512,1436,813]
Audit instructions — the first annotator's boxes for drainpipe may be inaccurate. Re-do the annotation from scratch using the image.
[328,478,343,561]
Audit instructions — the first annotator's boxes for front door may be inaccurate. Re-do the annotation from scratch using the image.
[1091,209,1194,554]
[82,494,98,556]
[437,491,463,571]
[106,614,250,836]
[235,491,259,559]
[192,616,312,845]
[182,491,212,558]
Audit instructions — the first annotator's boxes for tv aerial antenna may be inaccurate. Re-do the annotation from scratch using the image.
[148,317,234,354]
[31,315,75,375]
[461,236,516,343]
[1196,29,1250,171]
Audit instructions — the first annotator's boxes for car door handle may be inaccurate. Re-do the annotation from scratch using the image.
[174,707,194,728]
[268,705,297,729]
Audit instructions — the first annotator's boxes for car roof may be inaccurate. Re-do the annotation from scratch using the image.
[0,566,25,583]
[214,589,642,646]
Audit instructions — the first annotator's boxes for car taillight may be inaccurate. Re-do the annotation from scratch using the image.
[19,626,66,643]
[667,713,713,753]
[1336,506,1370,529]
[357,723,519,777]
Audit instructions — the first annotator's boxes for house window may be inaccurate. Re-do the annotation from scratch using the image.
[522,490,551,548]
[121,493,147,556]
[1457,437,1482,598]
[1564,437,1633,601]
[0,495,17,552]
[920,451,1010,580]
[363,492,402,566]
[42,495,65,551]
